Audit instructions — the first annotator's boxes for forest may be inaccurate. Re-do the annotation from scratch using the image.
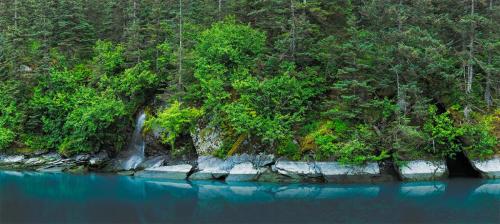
[0,0,498,165]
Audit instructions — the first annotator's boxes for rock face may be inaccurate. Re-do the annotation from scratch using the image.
[470,156,500,179]
[189,154,273,181]
[136,164,193,179]
[189,156,230,180]
[316,162,380,183]
[137,156,167,170]
[0,155,25,164]
[226,162,262,182]
[396,160,448,181]
[271,160,322,181]
[89,151,109,167]
[191,125,223,155]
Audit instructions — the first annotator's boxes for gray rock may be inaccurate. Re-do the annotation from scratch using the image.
[67,165,88,174]
[136,164,193,179]
[226,162,262,182]
[42,153,62,161]
[137,156,167,170]
[24,157,46,166]
[37,166,65,173]
[470,156,500,179]
[315,162,380,183]
[117,171,135,176]
[253,153,275,167]
[397,160,447,181]
[89,151,109,167]
[271,160,322,180]
[226,153,254,165]
[74,154,90,163]
[0,155,25,164]
[191,124,223,155]
[189,156,231,180]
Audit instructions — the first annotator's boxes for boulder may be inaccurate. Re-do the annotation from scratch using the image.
[136,164,193,180]
[271,160,322,181]
[253,153,275,167]
[67,165,88,174]
[191,125,223,155]
[73,154,90,164]
[0,155,25,164]
[137,156,167,170]
[226,162,262,182]
[470,156,500,179]
[189,156,230,180]
[24,157,46,166]
[315,162,380,183]
[396,160,448,181]
[89,151,109,167]
[36,166,65,173]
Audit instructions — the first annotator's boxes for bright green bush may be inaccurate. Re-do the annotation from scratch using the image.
[303,120,385,165]
[0,81,24,150]
[144,101,203,150]
[423,105,465,158]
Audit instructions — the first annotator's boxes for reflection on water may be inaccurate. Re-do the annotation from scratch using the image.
[0,171,499,223]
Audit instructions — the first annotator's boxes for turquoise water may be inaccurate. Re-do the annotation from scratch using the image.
[0,171,499,223]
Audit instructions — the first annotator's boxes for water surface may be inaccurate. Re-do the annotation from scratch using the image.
[0,171,499,223]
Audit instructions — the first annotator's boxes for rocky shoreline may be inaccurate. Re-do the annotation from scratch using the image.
[1,152,499,183]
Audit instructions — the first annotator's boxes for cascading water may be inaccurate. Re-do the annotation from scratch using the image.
[121,112,146,170]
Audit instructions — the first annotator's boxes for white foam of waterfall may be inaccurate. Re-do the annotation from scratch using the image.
[121,112,146,170]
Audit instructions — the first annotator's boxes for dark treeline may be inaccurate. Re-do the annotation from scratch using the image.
[0,0,498,163]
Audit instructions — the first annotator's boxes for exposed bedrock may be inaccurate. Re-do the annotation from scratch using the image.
[396,160,448,181]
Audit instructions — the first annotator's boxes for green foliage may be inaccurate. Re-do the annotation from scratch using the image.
[462,111,499,159]
[277,139,301,160]
[423,105,465,158]
[112,61,158,97]
[144,101,203,149]
[302,121,385,165]
[92,40,125,73]
[0,0,498,162]
[0,81,24,150]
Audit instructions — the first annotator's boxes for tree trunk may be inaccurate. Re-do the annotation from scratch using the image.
[465,0,475,119]
[290,0,296,61]
[484,0,493,108]
[178,0,183,96]
[218,0,222,19]
[14,0,18,29]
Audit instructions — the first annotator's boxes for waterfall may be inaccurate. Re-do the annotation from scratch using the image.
[121,111,146,170]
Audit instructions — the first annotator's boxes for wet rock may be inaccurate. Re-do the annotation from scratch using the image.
[0,155,25,164]
[117,171,135,176]
[470,156,500,179]
[24,157,46,166]
[67,165,88,174]
[42,153,62,163]
[253,153,275,167]
[271,160,322,181]
[226,153,254,165]
[136,164,193,179]
[37,166,65,173]
[137,156,167,170]
[73,154,90,164]
[189,156,229,180]
[191,125,223,155]
[89,151,109,167]
[396,160,448,181]
[315,162,380,183]
[226,162,262,182]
